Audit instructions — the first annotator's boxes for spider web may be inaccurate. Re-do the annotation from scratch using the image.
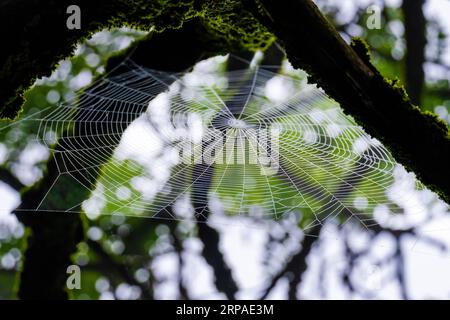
[4,54,424,231]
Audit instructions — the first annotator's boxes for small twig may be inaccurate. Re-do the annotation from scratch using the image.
[259,224,322,300]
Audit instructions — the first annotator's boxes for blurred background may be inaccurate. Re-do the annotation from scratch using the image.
[1,0,450,300]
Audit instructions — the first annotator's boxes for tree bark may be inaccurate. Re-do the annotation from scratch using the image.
[3,0,448,203]
[0,0,269,119]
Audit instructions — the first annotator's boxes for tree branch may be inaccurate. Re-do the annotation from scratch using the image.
[0,0,272,118]
[249,0,450,204]
[0,166,24,191]
[402,0,426,105]
[259,224,321,300]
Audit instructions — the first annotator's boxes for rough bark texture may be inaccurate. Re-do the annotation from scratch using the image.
[248,0,450,204]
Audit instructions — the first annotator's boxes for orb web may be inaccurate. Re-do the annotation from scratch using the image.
[3,54,424,231]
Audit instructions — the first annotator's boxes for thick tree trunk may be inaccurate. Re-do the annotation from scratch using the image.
[402,0,426,105]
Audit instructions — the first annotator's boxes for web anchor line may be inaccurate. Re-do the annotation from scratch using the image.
[3,54,426,230]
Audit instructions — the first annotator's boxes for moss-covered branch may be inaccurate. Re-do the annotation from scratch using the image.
[0,0,272,119]
[248,0,450,204]
[4,1,449,203]
[5,0,450,299]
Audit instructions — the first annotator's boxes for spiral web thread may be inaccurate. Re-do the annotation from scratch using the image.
[4,54,424,231]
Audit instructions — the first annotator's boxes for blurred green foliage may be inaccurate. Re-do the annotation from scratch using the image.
[0,0,449,300]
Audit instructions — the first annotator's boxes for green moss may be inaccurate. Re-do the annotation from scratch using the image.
[200,0,274,51]
[350,38,450,202]
[14,17,239,298]
[0,0,274,119]
[350,37,372,65]
[247,0,450,203]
